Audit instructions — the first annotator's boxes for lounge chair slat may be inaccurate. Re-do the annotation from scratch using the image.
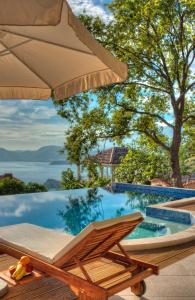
[55,215,143,267]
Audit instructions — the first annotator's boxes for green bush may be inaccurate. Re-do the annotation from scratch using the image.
[61,168,110,190]
[25,182,47,193]
[0,178,25,196]
[115,147,171,184]
[0,178,47,196]
[84,177,110,188]
[61,168,83,190]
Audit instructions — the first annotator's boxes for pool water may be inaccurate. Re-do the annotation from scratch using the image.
[0,188,189,239]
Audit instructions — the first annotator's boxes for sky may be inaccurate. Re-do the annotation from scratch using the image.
[0,0,112,151]
[0,1,193,151]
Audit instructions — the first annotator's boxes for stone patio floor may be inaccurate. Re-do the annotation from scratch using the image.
[110,253,195,300]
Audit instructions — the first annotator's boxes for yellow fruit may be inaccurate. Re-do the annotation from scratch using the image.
[12,263,23,279]
[15,268,26,281]
[19,256,30,266]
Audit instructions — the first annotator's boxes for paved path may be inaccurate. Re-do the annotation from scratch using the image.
[111,253,195,300]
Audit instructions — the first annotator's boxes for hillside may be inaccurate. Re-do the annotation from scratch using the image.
[0,146,67,162]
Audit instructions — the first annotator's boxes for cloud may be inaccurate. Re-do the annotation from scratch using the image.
[0,1,112,150]
[0,100,68,150]
[0,202,32,217]
[0,103,18,119]
[67,0,112,22]
[0,122,67,150]
[26,106,57,120]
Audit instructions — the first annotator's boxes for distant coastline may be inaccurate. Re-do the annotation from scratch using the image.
[0,146,86,188]
[0,161,77,185]
[0,145,67,162]
[50,161,69,165]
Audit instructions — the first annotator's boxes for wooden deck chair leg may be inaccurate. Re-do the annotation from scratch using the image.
[131,280,146,297]
[130,267,147,297]
[79,289,107,300]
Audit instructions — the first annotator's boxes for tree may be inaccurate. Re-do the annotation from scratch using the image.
[181,120,195,175]
[0,178,47,196]
[25,182,47,193]
[61,168,110,190]
[63,127,83,180]
[115,146,171,184]
[61,168,82,190]
[55,0,195,187]
[0,178,25,196]
[59,102,108,181]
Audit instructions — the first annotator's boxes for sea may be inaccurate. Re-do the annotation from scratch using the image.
[0,162,80,184]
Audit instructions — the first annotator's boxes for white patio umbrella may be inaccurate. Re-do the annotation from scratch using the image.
[0,0,127,100]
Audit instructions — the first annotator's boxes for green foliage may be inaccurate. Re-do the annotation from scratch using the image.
[25,183,47,193]
[58,188,104,234]
[84,177,110,188]
[83,158,99,180]
[61,168,110,190]
[183,124,195,174]
[61,168,83,190]
[0,179,25,196]
[0,178,47,196]
[115,147,171,184]
[54,0,195,187]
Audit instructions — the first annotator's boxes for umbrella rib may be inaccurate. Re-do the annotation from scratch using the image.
[0,39,32,56]
[0,40,53,89]
[1,29,95,57]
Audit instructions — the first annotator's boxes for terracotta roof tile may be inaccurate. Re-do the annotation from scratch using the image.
[94,147,128,165]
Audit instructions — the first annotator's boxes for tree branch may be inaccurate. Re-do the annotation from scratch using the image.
[150,24,173,87]
[116,103,174,128]
[185,49,195,75]
[124,81,169,94]
[186,81,195,93]
[144,129,170,151]
[97,127,170,152]
[183,114,195,123]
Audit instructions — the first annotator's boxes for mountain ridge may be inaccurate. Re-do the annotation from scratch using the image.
[0,146,67,162]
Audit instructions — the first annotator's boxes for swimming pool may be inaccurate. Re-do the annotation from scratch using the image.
[0,188,190,239]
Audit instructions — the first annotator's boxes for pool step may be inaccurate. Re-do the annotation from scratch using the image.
[139,221,167,232]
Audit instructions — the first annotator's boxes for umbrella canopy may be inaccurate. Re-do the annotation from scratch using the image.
[0,0,127,100]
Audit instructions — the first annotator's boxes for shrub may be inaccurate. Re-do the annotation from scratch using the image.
[0,178,25,196]
[0,178,47,196]
[25,182,47,193]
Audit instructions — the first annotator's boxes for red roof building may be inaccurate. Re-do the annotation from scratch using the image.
[92,147,128,182]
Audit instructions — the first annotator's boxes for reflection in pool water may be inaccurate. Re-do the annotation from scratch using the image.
[58,188,104,235]
[0,188,190,239]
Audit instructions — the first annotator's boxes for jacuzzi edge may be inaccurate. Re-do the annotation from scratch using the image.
[118,224,195,251]
[146,197,195,225]
[118,195,195,252]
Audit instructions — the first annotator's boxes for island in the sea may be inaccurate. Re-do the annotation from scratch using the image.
[50,160,69,165]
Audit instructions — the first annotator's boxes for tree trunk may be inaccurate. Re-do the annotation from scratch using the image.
[170,147,183,187]
[170,103,184,188]
[77,164,81,181]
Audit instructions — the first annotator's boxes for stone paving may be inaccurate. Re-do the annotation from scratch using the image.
[111,253,195,300]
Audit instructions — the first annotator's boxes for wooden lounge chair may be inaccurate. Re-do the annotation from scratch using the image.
[0,212,159,299]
